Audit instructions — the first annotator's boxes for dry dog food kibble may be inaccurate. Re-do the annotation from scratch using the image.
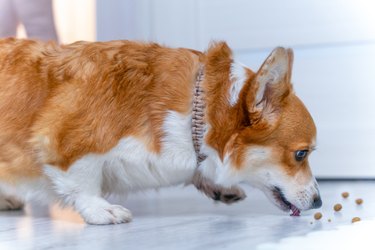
[341,192,349,198]
[352,217,361,223]
[314,212,322,220]
[328,219,331,222]
[355,198,363,205]
[334,203,342,211]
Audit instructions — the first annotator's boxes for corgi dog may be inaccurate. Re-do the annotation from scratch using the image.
[0,38,321,224]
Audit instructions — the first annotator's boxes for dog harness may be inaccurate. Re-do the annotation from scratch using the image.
[192,64,207,165]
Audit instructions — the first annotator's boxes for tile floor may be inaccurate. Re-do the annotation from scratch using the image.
[0,181,374,250]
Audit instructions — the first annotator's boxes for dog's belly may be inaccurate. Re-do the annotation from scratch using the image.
[43,136,197,197]
[43,111,198,195]
[101,137,197,193]
[102,111,198,192]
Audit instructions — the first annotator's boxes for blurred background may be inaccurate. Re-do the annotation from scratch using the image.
[4,0,375,179]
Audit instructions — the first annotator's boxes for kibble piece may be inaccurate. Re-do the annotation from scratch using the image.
[341,192,349,198]
[334,203,342,212]
[355,198,363,205]
[310,222,313,224]
[314,212,323,220]
[352,217,361,223]
[328,219,332,222]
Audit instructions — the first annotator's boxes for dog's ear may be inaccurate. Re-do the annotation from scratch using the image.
[245,47,293,127]
[205,41,233,84]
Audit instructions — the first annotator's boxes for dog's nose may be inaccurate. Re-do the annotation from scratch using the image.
[311,194,322,209]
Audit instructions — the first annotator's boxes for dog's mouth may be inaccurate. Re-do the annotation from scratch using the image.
[272,186,300,216]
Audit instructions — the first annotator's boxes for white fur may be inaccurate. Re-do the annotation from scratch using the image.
[283,170,319,210]
[228,62,248,106]
[42,111,197,224]
[198,128,275,189]
[199,141,319,211]
[255,49,289,104]
[198,129,243,188]
[241,146,319,211]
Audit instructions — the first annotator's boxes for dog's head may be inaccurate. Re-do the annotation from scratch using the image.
[203,43,321,214]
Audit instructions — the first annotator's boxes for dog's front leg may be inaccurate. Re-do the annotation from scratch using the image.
[44,161,132,225]
[192,170,246,204]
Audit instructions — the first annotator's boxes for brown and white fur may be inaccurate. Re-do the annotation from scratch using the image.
[0,38,321,224]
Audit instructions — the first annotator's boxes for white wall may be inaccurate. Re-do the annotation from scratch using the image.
[96,0,155,42]
[96,0,375,178]
[236,44,375,178]
[53,0,96,43]
[17,0,96,43]
[96,0,375,50]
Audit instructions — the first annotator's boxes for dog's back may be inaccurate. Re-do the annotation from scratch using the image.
[0,38,201,181]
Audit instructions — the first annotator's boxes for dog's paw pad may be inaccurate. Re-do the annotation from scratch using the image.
[223,194,237,200]
[222,193,244,203]
[215,187,247,204]
[213,191,222,201]
[192,172,246,205]
[82,205,132,225]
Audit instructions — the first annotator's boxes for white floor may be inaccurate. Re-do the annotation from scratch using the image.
[0,181,374,250]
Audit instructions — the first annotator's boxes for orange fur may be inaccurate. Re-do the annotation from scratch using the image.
[204,42,256,160]
[0,38,316,200]
[0,38,201,181]
[202,42,316,178]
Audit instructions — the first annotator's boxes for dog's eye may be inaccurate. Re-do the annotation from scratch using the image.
[295,150,308,161]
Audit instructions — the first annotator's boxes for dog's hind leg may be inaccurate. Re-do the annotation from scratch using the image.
[0,143,40,211]
[192,170,246,204]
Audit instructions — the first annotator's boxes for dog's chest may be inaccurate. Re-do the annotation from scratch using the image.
[98,111,197,192]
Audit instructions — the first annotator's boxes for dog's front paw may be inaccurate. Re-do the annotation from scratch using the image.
[211,186,247,204]
[0,195,24,210]
[192,171,246,204]
[80,204,133,225]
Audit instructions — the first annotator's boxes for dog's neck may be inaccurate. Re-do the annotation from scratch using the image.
[191,60,244,187]
[193,56,256,186]
[191,59,250,165]
[192,64,207,165]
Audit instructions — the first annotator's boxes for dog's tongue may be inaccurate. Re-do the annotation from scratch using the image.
[290,204,301,216]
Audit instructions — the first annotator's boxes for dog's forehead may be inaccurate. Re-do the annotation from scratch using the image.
[274,95,316,148]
